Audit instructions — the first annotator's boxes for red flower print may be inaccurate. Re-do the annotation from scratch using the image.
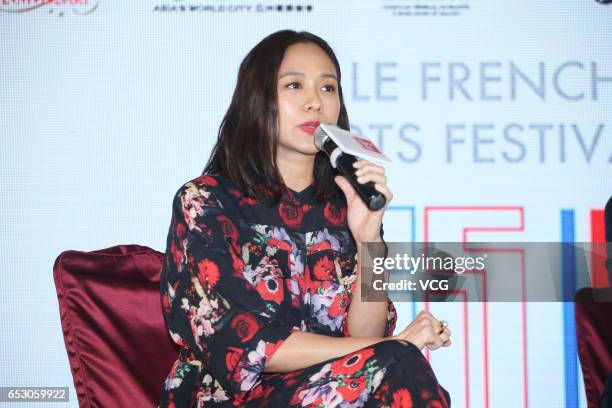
[331,348,375,376]
[247,384,274,400]
[176,222,185,238]
[328,293,347,318]
[278,202,304,228]
[307,241,331,255]
[240,197,257,206]
[225,346,243,372]
[228,188,241,198]
[312,255,335,281]
[284,368,303,380]
[171,241,183,267]
[392,388,413,408]
[265,339,283,357]
[302,204,311,212]
[337,377,366,402]
[197,175,218,187]
[256,275,284,304]
[289,391,301,406]
[256,183,273,198]
[323,202,346,226]
[216,214,239,244]
[267,239,292,252]
[374,382,390,400]
[230,313,260,342]
[197,258,220,290]
[426,401,443,408]
[229,248,245,278]
[161,294,171,315]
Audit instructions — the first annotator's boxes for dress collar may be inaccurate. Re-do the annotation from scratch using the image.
[282,182,317,204]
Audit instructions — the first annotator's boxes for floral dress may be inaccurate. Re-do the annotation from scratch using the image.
[159,174,451,407]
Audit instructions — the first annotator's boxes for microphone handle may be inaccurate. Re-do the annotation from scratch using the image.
[335,152,387,211]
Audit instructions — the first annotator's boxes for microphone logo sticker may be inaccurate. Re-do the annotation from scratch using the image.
[354,137,382,154]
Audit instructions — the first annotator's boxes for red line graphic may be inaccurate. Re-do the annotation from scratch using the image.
[424,206,525,408]
[590,209,608,288]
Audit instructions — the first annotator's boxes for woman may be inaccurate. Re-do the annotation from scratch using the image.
[160,30,451,407]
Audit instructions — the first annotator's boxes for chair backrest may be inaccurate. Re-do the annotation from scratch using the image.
[53,244,180,407]
[574,287,612,408]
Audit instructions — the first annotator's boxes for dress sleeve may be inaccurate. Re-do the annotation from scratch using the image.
[384,297,398,337]
[161,179,298,397]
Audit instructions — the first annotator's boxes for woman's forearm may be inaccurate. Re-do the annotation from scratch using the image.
[265,248,390,373]
[264,331,386,373]
[347,249,389,337]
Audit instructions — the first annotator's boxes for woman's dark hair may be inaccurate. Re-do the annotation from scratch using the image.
[202,30,349,204]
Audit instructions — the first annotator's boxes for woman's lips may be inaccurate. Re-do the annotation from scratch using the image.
[299,121,320,135]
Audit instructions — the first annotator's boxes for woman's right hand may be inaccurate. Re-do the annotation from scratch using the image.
[391,310,452,351]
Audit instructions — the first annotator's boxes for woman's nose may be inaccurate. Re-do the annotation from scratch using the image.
[303,89,322,112]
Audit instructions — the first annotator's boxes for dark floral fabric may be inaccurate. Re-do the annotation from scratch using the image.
[159,174,450,407]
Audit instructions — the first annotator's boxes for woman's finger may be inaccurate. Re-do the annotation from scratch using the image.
[422,312,441,331]
[415,311,452,349]
[373,183,394,203]
[427,333,445,351]
[353,159,373,168]
[355,163,385,176]
[356,173,387,186]
[438,327,451,343]
[427,326,451,351]
[334,175,357,200]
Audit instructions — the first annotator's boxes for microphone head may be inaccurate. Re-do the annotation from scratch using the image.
[314,125,328,151]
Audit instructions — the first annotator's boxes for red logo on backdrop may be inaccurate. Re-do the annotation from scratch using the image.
[354,137,382,154]
[0,0,98,16]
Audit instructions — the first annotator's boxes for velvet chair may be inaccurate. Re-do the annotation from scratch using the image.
[53,245,179,407]
[575,287,612,408]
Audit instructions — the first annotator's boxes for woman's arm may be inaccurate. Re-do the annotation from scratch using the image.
[332,163,395,338]
[265,245,392,373]
[264,331,386,373]
[346,243,390,338]
[266,307,453,373]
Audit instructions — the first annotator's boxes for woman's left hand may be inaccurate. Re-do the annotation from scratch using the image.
[334,159,393,246]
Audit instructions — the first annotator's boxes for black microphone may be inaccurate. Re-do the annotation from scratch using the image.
[314,125,387,211]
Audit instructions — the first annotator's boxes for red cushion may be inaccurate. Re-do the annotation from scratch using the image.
[53,245,180,407]
[575,287,612,408]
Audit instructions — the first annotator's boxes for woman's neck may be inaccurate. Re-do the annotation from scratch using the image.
[276,153,315,192]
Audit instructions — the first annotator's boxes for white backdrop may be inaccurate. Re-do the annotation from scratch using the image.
[1,1,610,406]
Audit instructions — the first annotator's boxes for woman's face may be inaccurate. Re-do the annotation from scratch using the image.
[276,42,341,160]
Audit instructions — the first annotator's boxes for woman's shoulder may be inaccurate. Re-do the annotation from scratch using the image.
[173,174,227,209]
[173,173,253,210]
[183,174,223,193]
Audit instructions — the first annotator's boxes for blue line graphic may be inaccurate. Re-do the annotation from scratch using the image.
[561,209,579,408]
[387,206,417,319]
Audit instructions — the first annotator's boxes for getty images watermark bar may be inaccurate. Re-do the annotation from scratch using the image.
[359,242,611,302]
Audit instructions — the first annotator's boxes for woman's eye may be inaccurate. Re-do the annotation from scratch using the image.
[287,82,301,89]
[322,84,336,92]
